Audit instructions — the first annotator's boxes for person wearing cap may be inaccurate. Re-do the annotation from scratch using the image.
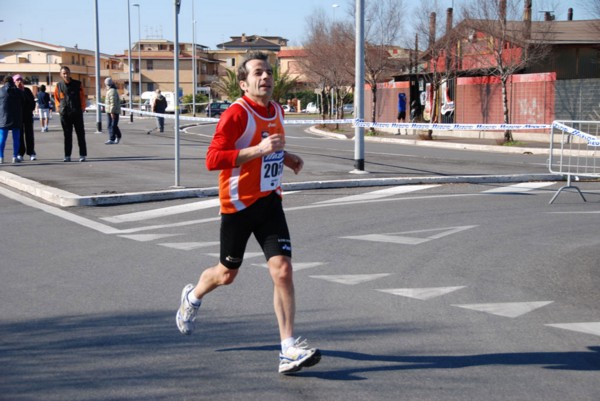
[104,77,122,144]
[0,76,23,164]
[53,65,87,162]
[14,74,37,161]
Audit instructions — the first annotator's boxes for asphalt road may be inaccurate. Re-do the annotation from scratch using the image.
[1,174,599,400]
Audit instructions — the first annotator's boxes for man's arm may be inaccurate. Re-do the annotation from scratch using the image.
[79,85,86,112]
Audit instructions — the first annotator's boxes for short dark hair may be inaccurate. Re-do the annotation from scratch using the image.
[3,76,13,84]
[60,66,71,73]
[237,52,269,83]
[39,84,46,91]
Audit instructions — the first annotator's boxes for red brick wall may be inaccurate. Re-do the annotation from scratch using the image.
[364,81,410,122]
[456,72,556,124]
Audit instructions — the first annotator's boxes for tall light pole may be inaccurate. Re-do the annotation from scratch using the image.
[332,3,339,22]
[127,0,133,121]
[353,0,366,173]
[174,0,182,187]
[133,3,142,109]
[192,0,197,116]
[94,0,102,133]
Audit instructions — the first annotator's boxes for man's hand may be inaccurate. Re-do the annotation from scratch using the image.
[257,133,285,156]
[284,152,304,175]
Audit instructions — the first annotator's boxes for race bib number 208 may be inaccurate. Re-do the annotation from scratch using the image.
[261,150,284,192]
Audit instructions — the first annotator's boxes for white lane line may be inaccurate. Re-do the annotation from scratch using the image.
[252,262,327,271]
[309,273,391,285]
[452,301,553,318]
[377,286,466,300]
[316,184,439,204]
[482,182,555,194]
[159,241,220,250]
[102,198,221,223]
[119,233,181,242]
[0,186,121,234]
[102,191,300,224]
[545,322,600,337]
[205,251,264,259]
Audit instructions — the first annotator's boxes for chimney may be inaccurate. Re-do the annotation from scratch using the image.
[523,0,532,39]
[568,8,573,21]
[544,11,554,21]
[241,33,246,43]
[446,7,453,34]
[429,12,436,48]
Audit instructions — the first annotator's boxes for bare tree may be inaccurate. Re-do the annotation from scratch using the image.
[412,0,458,138]
[461,0,554,142]
[301,9,354,125]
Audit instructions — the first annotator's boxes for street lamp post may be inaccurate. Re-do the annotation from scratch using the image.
[94,0,102,133]
[174,0,182,187]
[127,0,133,121]
[133,3,142,109]
[353,0,366,173]
[332,3,339,22]
[192,0,197,116]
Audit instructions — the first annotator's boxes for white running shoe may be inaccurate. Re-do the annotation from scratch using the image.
[278,337,321,374]
[176,284,200,335]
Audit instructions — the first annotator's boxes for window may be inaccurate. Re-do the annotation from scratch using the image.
[31,75,39,85]
[147,60,153,70]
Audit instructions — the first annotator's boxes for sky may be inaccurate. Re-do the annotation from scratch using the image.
[0,0,591,55]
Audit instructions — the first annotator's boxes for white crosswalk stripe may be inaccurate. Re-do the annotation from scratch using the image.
[482,182,555,194]
[316,184,440,204]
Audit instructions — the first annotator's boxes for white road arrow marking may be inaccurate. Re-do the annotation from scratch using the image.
[452,301,553,318]
[342,225,477,245]
[377,286,466,300]
[310,273,391,285]
[545,322,600,337]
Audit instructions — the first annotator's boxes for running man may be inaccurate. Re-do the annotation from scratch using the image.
[175,52,321,374]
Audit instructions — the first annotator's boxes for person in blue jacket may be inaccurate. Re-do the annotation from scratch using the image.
[0,76,23,164]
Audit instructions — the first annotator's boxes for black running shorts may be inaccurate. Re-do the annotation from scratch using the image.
[219,191,292,269]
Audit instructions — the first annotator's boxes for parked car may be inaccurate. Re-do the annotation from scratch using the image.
[205,101,231,117]
[282,104,296,113]
[342,103,354,115]
[304,102,319,113]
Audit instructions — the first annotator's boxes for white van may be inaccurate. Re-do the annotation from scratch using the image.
[141,91,177,113]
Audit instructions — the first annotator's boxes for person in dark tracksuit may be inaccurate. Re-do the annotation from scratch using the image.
[54,65,87,162]
[13,74,36,161]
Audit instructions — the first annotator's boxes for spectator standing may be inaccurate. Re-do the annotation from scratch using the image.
[37,84,51,132]
[396,92,407,135]
[14,74,36,161]
[0,76,23,164]
[54,66,87,162]
[175,52,320,375]
[104,77,122,144]
[151,89,167,133]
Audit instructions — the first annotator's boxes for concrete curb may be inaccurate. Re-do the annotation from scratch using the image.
[1,170,563,207]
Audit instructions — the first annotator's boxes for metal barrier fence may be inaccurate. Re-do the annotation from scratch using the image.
[548,120,600,204]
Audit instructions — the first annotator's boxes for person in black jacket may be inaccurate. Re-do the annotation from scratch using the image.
[0,76,23,164]
[53,66,87,162]
[13,74,36,161]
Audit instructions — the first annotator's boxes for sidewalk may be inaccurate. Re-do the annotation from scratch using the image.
[0,115,558,207]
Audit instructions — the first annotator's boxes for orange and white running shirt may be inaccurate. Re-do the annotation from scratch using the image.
[205,96,285,214]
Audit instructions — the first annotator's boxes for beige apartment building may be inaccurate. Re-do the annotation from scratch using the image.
[0,35,310,104]
[0,38,116,99]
